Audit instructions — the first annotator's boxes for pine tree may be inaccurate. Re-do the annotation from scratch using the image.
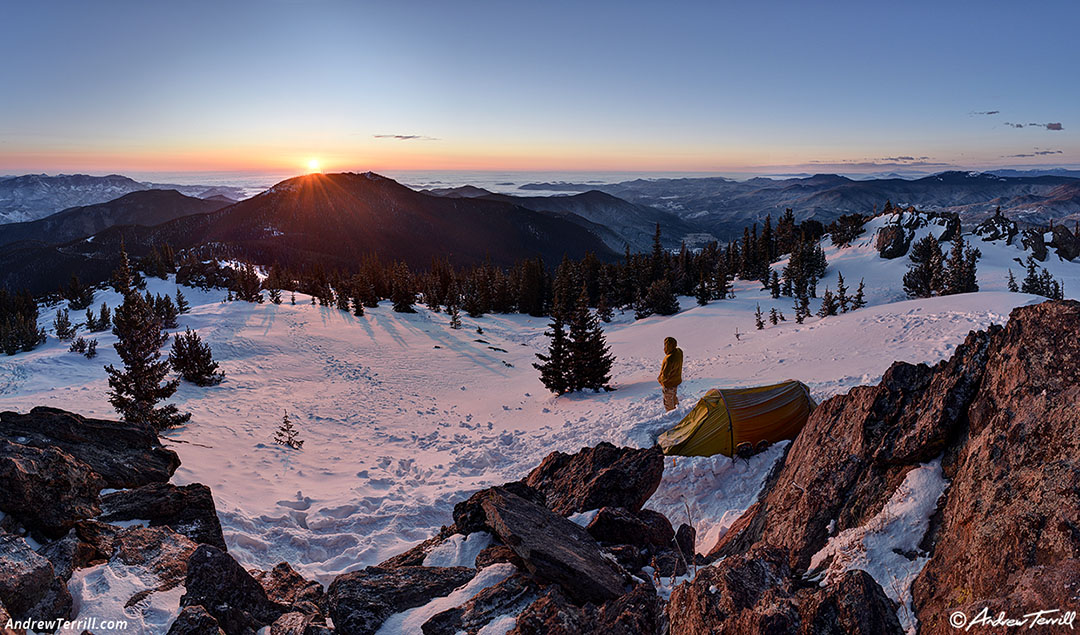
[769,307,779,325]
[903,234,945,298]
[769,270,781,299]
[794,293,810,324]
[390,262,417,313]
[274,410,304,449]
[695,270,712,306]
[566,285,614,392]
[65,275,95,311]
[534,313,571,394]
[447,303,462,329]
[352,293,365,316]
[755,304,765,330]
[85,339,97,359]
[291,292,297,305]
[155,294,179,329]
[942,233,979,295]
[175,289,190,314]
[836,272,849,312]
[817,287,839,317]
[643,279,680,317]
[169,327,224,386]
[269,288,283,305]
[596,294,614,322]
[106,279,190,430]
[1007,269,1019,293]
[851,279,867,310]
[54,308,76,341]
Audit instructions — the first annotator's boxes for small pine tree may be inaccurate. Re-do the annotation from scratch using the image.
[169,327,224,386]
[447,303,462,329]
[794,293,810,324]
[850,279,867,310]
[85,339,98,359]
[291,292,297,305]
[778,311,786,322]
[390,263,417,313]
[69,336,88,354]
[54,308,76,341]
[566,285,614,392]
[754,304,765,330]
[596,294,614,322]
[1007,269,1019,293]
[817,287,839,317]
[695,271,712,306]
[836,272,849,312]
[352,293,365,316]
[274,410,304,449]
[156,294,179,329]
[269,288,282,305]
[175,289,190,314]
[769,270,781,299]
[769,307,779,325]
[336,287,350,312]
[534,313,571,394]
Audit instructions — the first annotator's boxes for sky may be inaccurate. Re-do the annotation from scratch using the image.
[1,0,1078,175]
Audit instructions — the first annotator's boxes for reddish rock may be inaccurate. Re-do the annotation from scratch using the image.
[99,482,226,550]
[524,443,664,516]
[586,507,674,548]
[0,441,103,539]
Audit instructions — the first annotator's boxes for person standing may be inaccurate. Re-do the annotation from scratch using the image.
[658,336,683,411]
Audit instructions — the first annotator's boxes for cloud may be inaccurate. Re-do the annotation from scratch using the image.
[875,156,931,163]
[1003,122,1064,130]
[1003,149,1063,158]
[373,134,440,141]
[806,157,952,170]
[972,110,1000,115]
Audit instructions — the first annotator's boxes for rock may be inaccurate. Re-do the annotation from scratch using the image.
[167,605,225,635]
[675,523,696,564]
[912,301,1080,632]
[0,407,179,488]
[705,502,765,561]
[326,565,476,635]
[508,583,665,635]
[1021,227,1048,261]
[507,586,592,635]
[250,562,324,614]
[0,601,15,635]
[586,507,674,548]
[269,612,333,635]
[973,209,1018,244]
[453,481,545,535]
[797,569,904,634]
[375,532,449,568]
[874,225,910,259]
[605,544,649,573]
[112,526,199,592]
[421,573,539,635]
[524,443,664,516]
[0,440,103,539]
[1049,223,1080,260]
[0,532,73,626]
[480,486,627,604]
[98,483,226,550]
[473,544,523,570]
[36,520,120,582]
[592,583,666,634]
[180,544,286,635]
[73,520,120,563]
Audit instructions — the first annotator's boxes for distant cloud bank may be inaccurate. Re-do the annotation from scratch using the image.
[373,134,440,141]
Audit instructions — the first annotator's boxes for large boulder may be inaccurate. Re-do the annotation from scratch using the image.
[0,440,103,539]
[453,481,545,535]
[912,300,1080,631]
[1021,227,1049,261]
[326,565,476,635]
[180,544,286,635]
[479,487,628,604]
[524,443,664,516]
[250,562,324,615]
[0,533,73,629]
[167,605,225,635]
[112,525,200,593]
[98,483,226,550]
[1049,223,1080,260]
[874,225,910,259]
[421,573,540,635]
[586,507,674,548]
[0,407,179,488]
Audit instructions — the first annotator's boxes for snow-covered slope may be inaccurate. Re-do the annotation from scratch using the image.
[0,232,1075,588]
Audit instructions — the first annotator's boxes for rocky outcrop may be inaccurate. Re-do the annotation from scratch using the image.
[874,225,910,259]
[1049,223,1080,260]
[911,300,1080,632]
[0,407,179,488]
[453,481,545,535]
[1021,227,1049,261]
[250,562,324,616]
[0,532,72,628]
[480,487,628,604]
[269,611,334,634]
[99,483,226,550]
[0,440,103,539]
[524,443,664,515]
[586,507,674,549]
[421,573,539,635]
[180,545,286,635]
[972,208,1018,244]
[874,209,959,259]
[508,583,665,635]
[326,565,476,635]
[167,605,225,635]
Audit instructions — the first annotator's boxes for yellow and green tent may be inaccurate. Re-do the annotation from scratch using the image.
[657,380,816,457]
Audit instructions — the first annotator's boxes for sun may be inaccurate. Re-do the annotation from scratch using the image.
[306,158,321,173]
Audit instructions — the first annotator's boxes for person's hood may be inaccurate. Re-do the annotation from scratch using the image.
[664,337,678,354]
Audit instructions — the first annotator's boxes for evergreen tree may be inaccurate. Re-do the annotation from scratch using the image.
[352,291,365,316]
[274,410,304,449]
[175,289,190,314]
[85,339,98,359]
[169,327,224,386]
[155,294,179,329]
[291,292,297,305]
[53,308,76,341]
[269,287,283,305]
[106,279,190,430]
[769,270,781,299]
[65,275,95,311]
[650,223,666,284]
[714,260,730,300]
[695,270,712,306]
[942,233,979,295]
[903,234,945,298]
[336,286,351,311]
[642,279,680,317]
[447,302,462,329]
[596,294,614,322]
[233,264,264,303]
[754,305,765,330]
[565,285,614,392]
[836,272,849,312]
[534,313,571,394]
[390,262,417,313]
[1007,269,1019,293]
[851,279,867,310]
[794,293,810,324]
[769,307,779,325]
[817,287,839,317]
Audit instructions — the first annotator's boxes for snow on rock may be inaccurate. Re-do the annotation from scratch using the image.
[645,442,788,555]
[422,532,494,568]
[808,457,949,634]
[374,562,517,634]
[68,561,185,634]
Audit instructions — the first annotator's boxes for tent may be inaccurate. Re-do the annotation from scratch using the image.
[657,380,816,457]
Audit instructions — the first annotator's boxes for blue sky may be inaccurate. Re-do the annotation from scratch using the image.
[1,0,1077,174]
